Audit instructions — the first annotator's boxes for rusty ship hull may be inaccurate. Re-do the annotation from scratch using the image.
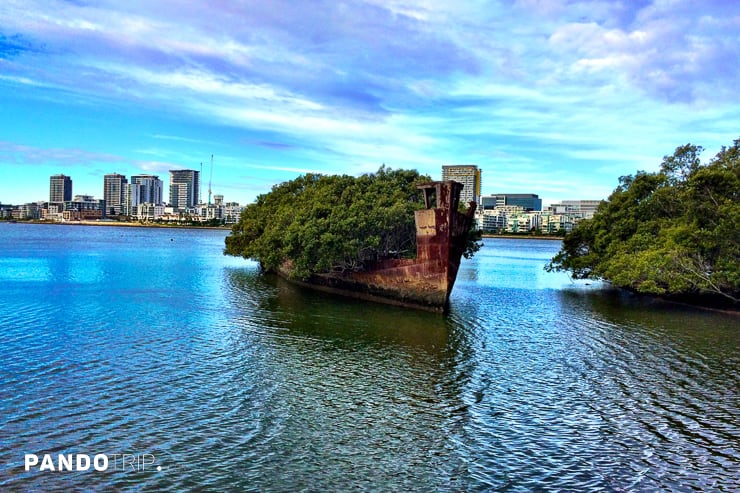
[277,180,477,312]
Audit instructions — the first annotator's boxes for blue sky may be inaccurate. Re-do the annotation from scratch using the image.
[1,0,738,207]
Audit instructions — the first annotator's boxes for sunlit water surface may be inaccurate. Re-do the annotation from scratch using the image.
[0,223,737,491]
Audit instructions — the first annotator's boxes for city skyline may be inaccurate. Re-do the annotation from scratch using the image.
[39,169,232,208]
[7,167,586,210]
[1,2,738,208]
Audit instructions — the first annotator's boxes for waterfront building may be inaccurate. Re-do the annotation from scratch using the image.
[475,205,581,234]
[41,203,64,221]
[49,174,73,203]
[540,211,580,234]
[505,211,542,233]
[223,202,244,224]
[442,165,481,204]
[63,195,106,221]
[135,203,166,221]
[103,173,128,215]
[194,192,240,222]
[131,175,164,205]
[548,200,602,219]
[482,193,542,211]
[169,169,200,210]
[11,202,43,220]
[475,205,523,232]
[540,212,563,234]
[199,204,223,221]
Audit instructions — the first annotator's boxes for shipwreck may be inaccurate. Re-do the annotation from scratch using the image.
[279,180,477,312]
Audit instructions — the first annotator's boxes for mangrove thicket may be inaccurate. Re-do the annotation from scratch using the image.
[547,138,739,306]
[225,167,480,280]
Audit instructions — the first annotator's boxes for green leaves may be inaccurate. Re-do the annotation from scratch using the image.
[549,138,740,304]
[225,166,432,279]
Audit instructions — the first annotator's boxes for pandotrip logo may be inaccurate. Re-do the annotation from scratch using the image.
[24,453,163,473]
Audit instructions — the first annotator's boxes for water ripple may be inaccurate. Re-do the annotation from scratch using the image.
[0,229,738,491]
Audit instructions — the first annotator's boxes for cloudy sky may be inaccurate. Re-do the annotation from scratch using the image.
[1,0,738,207]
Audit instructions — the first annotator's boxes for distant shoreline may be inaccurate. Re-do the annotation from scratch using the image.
[5,222,563,237]
[2,220,231,230]
[483,234,563,241]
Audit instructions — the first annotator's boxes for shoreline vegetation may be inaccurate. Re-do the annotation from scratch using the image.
[548,138,739,311]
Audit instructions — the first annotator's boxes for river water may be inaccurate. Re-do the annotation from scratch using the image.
[0,223,737,491]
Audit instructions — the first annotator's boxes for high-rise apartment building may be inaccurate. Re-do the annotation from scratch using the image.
[103,173,128,215]
[49,174,73,203]
[441,165,481,204]
[169,169,200,210]
[123,183,142,216]
[131,175,164,205]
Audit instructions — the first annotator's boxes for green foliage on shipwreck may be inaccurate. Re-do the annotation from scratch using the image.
[547,138,740,306]
[225,167,481,280]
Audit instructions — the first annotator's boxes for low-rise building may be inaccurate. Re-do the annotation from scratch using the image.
[223,202,244,224]
[0,204,13,219]
[63,195,106,220]
[135,203,166,221]
[548,200,602,219]
[539,211,582,234]
[505,211,542,233]
[475,205,523,232]
[11,202,44,220]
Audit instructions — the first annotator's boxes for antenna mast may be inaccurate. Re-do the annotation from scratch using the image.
[208,154,214,206]
[199,162,203,205]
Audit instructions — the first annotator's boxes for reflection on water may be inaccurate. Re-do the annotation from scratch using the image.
[0,226,737,491]
[221,268,476,490]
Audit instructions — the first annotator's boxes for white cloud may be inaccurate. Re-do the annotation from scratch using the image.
[0,0,738,206]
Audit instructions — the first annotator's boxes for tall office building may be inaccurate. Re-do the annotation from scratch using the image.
[169,169,200,210]
[442,165,482,204]
[49,174,73,203]
[131,174,164,205]
[103,173,128,215]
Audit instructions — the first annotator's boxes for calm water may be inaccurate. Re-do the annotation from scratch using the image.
[0,223,737,491]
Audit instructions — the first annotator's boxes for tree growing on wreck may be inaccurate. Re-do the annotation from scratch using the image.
[225,166,481,280]
[547,138,739,306]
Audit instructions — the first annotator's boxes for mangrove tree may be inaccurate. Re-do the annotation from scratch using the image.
[547,138,740,306]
